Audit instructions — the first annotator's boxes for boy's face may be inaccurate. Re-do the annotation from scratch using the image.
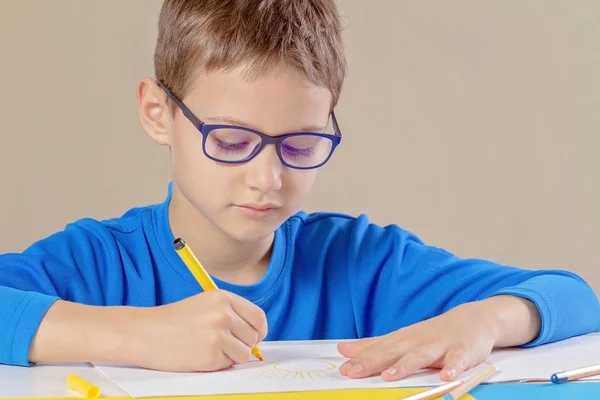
[140,63,333,242]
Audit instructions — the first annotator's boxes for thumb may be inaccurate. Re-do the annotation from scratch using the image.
[337,336,381,358]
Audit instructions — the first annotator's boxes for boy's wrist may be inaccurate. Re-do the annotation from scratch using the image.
[479,295,541,348]
[107,305,152,366]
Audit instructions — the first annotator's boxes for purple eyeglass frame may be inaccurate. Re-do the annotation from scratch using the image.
[156,79,342,170]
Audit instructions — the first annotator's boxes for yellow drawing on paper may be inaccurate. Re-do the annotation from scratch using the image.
[250,360,338,380]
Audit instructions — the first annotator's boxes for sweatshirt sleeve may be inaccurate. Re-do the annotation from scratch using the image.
[0,219,122,366]
[346,215,600,345]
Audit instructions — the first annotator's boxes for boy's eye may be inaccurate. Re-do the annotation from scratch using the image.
[213,138,250,151]
[281,143,315,158]
[206,129,260,158]
[279,135,335,167]
[280,136,321,158]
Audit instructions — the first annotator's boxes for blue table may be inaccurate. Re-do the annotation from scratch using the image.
[472,381,600,399]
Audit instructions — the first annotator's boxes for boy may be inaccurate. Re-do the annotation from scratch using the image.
[0,0,598,383]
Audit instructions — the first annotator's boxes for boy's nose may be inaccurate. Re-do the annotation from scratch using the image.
[243,146,283,193]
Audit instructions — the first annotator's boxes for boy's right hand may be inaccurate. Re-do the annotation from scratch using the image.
[130,290,267,372]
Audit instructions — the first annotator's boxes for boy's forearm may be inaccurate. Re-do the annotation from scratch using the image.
[29,300,145,364]
[481,295,541,348]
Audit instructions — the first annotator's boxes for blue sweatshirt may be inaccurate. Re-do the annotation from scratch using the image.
[1,184,599,366]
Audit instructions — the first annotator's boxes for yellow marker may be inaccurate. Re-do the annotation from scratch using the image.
[65,374,100,399]
[173,238,264,362]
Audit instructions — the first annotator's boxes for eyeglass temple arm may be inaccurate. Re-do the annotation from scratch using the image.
[331,111,342,136]
[156,80,204,129]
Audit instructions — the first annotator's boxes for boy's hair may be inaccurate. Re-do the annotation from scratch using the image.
[154,0,347,115]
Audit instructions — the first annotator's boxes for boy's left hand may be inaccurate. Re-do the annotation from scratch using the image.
[337,296,539,382]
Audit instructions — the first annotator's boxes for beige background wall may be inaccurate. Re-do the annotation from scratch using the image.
[1,1,598,292]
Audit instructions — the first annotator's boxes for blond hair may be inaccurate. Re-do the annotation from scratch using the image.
[154,0,347,114]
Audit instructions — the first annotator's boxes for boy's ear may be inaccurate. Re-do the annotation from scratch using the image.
[137,77,172,146]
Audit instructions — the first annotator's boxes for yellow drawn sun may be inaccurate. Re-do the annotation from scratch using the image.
[250,360,338,380]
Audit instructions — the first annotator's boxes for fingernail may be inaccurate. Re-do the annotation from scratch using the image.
[446,369,456,379]
[339,363,351,374]
[385,367,397,376]
[350,364,362,374]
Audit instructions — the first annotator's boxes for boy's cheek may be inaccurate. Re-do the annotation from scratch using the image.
[284,170,318,196]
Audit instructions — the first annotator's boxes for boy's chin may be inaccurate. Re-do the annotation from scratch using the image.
[221,218,282,243]
[224,227,277,243]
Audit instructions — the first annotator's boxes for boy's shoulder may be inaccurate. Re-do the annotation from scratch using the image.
[18,203,159,265]
[102,204,155,233]
[57,204,156,244]
[285,210,369,236]
[287,210,406,231]
[285,211,422,247]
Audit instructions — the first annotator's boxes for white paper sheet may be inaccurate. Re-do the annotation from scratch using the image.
[93,333,600,398]
[0,363,127,398]
[93,341,448,398]
[487,332,600,383]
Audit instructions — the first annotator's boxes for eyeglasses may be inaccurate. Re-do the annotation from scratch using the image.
[156,80,342,170]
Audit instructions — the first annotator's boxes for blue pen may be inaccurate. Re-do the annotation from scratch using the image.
[551,363,600,384]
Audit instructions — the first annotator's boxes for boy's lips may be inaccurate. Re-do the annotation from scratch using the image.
[237,203,281,210]
[234,203,281,218]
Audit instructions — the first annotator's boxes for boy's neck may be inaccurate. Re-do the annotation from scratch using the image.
[167,185,273,285]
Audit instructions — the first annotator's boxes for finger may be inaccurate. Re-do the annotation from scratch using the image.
[440,348,472,381]
[228,309,260,349]
[195,336,234,372]
[220,330,254,365]
[230,293,268,341]
[340,337,409,379]
[381,343,446,382]
[337,336,382,358]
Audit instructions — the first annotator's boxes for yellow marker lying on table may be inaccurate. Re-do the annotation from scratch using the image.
[65,374,100,399]
[173,238,264,361]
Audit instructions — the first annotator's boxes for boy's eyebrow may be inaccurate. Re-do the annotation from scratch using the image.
[205,115,327,133]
